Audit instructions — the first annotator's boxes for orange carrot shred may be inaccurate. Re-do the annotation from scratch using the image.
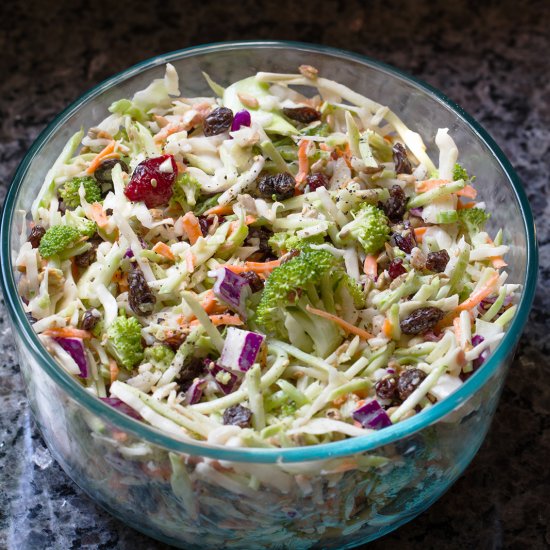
[152,242,176,261]
[109,359,119,383]
[190,314,243,327]
[89,202,109,228]
[203,204,234,217]
[415,179,450,193]
[413,227,428,243]
[295,139,309,185]
[456,273,500,312]
[305,305,374,340]
[181,212,202,245]
[221,259,281,274]
[382,318,393,339]
[86,141,117,174]
[363,255,378,280]
[43,327,92,339]
[456,185,477,199]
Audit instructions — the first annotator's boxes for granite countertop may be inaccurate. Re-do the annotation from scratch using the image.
[1,0,549,548]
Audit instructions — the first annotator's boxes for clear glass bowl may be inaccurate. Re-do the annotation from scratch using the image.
[0,41,537,549]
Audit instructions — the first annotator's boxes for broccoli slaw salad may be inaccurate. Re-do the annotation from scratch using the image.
[16,63,519,452]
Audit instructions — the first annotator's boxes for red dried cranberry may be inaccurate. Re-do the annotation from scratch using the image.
[388,258,407,279]
[305,172,328,192]
[124,155,177,208]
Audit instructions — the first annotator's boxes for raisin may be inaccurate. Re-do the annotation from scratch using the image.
[375,375,398,400]
[198,216,213,237]
[382,185,407,222]
[124,155,177,208]
[28,225,46,248]
[245,226,275,262]
[58,201,67,215]
[94,158,129,184]
[25,312,37,324]
[176,357,206,391]
[305,172,328,192]
[393,229,417,254]
[392,143,413,174]
[282,106,321,123]
[258,172,296,201]
[280,249,301,264]
[223,404,253,428]
[240,271,264,293]
[400,307,445,335]
[388,258,407,279]
[203,107,234,136]
[80,308,101,331]
[128,265,156,315]
[425,250,450,273]
[74,236,102,268]
[397,368,427,400]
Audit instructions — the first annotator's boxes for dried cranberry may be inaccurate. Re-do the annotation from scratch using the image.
[240,271,264,293]
[223,404,253,428]
[375,375,398,400]
[203,107,234,136]
[397,368,427,400]
[94,158,129,184]
[258,172,296,201]
[425,250,450,273]
[28,225,46,248]
[198,216,213,237]
[388,258,407,279]
[305,172,328,192]
[128,265,156,315]
[392,143,413,174]
[282,106,321,123]
[124,155,177,208]
[382,185,407,222]
[393,230,417,254]
[400,307,445,335]
[80,308,101,331]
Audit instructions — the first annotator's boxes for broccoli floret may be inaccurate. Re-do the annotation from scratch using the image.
[64,210,97,237]
[338,204,390,254]
[170,172,201,208]
[452,163,475,182]
[59,176,102,208]
[106,316,144,370]
[144,344,175,371]
[301,122,330,137]
[457,207,490,236]
[268,232,324,255]
[38,225,83,258]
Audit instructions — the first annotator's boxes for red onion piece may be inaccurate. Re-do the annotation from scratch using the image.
[352,400,392,430]
[101,397,141,419]
[219,327,265,373]
[54,337,88,378]
[213,267,251,318]
[185,378,208,405]
[208,361,239,394]
[231,110,251,132]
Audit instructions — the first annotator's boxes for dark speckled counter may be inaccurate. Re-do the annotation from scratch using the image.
[1,0,549,548]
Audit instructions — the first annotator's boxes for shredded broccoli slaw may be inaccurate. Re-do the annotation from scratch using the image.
[17,63,519,449]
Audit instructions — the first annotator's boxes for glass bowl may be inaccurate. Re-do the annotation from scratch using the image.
[0,41,537,549]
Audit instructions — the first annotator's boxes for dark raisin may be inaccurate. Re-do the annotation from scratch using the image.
[28,225,46,248]
[382,185,407,222]
[425,250,450,273]
[74,235,102,268]
[80,308,101,331]
[282,106,321,123]
[388,258,407,279]
[258,172,296,201]
[397,368,427,400]
[375,375,398,400]
[128,265,156,315]
[245,226,275,262]
[94,158,129,184]
[392,143,413,174]
[305,172,328,192]
[240,271,264,292]
[176,357,206,391]
[203,107,234,136]
[222,404,253,428]
[400,307,445,335]
[393,229,417,254]
[105,208,113,216]
[58,201,67,214]
[198,216,213,237]
[280,249,301,264]
[25,312,37,324]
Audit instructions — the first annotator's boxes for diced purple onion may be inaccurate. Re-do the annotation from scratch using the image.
[100,397,141,420]
[352,400,392,430]
[471,334,487,370]
[124,248,134,258]
[219,327,265,373]
[185,378,208,405]
[472,334,485,347]
[213,267,251,318]
[231,110,251,132]
[55,337,88,378]
[409,207,424,217]
[424,330,443,342]
[208,361,239,395]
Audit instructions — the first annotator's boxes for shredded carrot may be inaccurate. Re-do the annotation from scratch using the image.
[86,141,117,174]
[152,242,176,261]
[190,314,243,327]
[295,139,309,185]
[153,122,187,144]
[305,305,374,340]
[227,215,257,237]
[119,272,129,293]
[414,227,428,243]
[363,255,378,280]
[222,259,281,274]
[382,318,393,339]
[200,290,228,315]
[185,250,195,272]
[176,160,186,173]
[181,212,202,245]
[456,273,500,312]
[342,142,353,170]
[319,143,331,152]
[486,236,508,269]
[415,179,450,193]
[109,359,119,384]
[453,316,462,344]
[89,202,109,228]
[457,200,476,210]
[203,204,234,217]
[456,185,477,199]
[43,327,92,339]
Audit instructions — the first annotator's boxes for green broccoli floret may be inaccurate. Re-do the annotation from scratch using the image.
[106,316,144,370]
[144,344,175,371]
[338,204,390,254]
[59,176,102,209]
[38,225,83,258]
[301,122,330,137]
[452,162,476,183]
[170,172,201,208]
[268,232,324,255]
[457,207,490,236]
[64,210,97,237]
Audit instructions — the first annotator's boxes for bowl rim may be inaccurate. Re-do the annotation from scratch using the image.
[0,40,538,463]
